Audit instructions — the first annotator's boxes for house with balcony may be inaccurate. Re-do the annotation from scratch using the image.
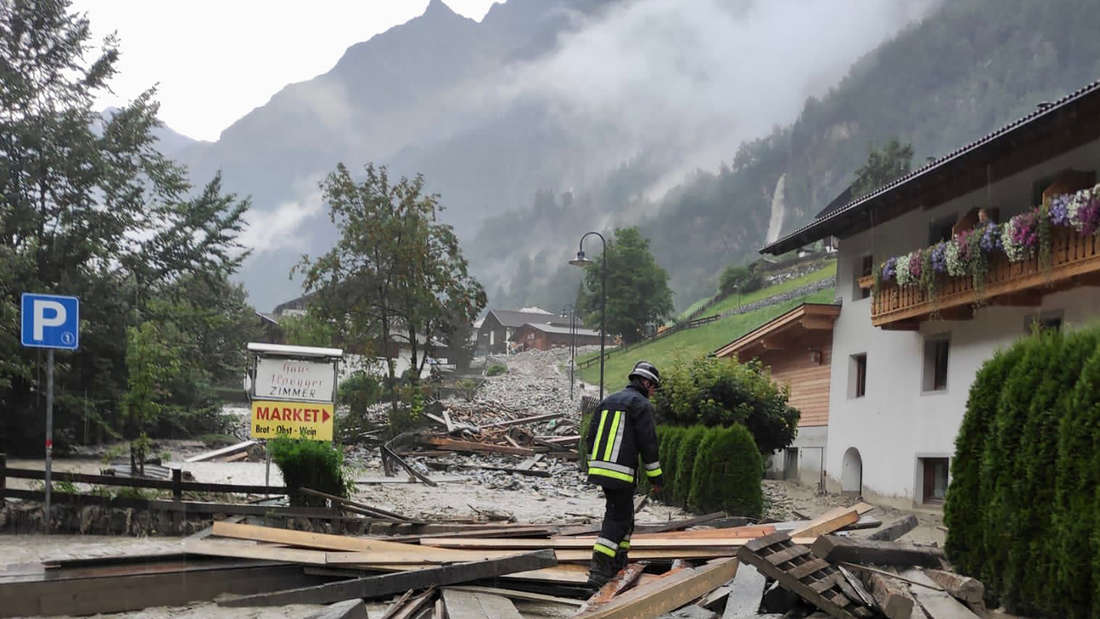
[763,79,1100,507]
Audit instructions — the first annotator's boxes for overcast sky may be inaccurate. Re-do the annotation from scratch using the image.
[71,0,499,142]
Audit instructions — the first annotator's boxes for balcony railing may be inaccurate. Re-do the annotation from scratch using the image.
[870,228,1100,328]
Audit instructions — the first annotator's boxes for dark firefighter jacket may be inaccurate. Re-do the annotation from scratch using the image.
[584,383,664,489]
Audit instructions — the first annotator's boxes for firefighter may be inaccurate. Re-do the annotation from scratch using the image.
[583,360,664,589]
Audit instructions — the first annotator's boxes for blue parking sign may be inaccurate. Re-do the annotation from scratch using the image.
[21,293,79,350]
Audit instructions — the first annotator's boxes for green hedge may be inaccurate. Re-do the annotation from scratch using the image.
[688,425,763,515]
[269,437,351,507]
[944,327,1100,617]
[673,426,709,505]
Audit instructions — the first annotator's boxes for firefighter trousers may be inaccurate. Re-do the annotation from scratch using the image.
[592,486,634,561]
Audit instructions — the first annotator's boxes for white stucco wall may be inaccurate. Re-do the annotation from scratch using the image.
[824,139,1100,505]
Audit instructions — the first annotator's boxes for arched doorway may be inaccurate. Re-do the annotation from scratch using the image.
[841,447,862,495]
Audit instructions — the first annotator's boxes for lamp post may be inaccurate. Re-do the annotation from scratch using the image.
[561,304,577,400]
[570,232,607,400]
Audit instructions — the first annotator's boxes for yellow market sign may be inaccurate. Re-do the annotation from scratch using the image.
[250,400,334,441]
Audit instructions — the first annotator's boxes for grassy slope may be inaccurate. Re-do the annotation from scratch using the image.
[705,262,837,316]
[578,287,835,386]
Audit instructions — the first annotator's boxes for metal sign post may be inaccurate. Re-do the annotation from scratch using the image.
[20,293,80,533]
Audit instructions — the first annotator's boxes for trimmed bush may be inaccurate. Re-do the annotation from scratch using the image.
[486,363,507,376]
[673,425,708,506]
[657,426,686,502]
[688,425,763,517]
[1054,338,1100,617]
[270,437,351,507]
[944,346,1024,575]
[653,356,799,454]
[945,326,1100,617]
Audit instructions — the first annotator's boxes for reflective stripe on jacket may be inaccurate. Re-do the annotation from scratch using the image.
[585,383,664,489]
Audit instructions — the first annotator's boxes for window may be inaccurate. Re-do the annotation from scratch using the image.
[922,335,949,392]
[1025,311,1063,334]
[929,214,956,244]
[853,254,873,300]
[849,353,867,398]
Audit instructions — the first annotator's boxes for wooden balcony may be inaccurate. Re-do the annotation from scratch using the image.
[871,228,1100,328]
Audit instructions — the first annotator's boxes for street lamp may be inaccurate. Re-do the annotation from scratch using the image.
[570,231,607,400]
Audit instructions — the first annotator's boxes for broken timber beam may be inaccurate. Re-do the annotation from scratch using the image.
[576,558,739,618]
[923,569,984,604]
[442,588,522,619]
[422,437,535,456]
[790,503,872,539]
[219,549,557,607]
[479,413,564,429]
[811,536,945,568]
[299,487,418,523]
[867,570,916,619]
[868,515,919,542]
[381,444,438,486]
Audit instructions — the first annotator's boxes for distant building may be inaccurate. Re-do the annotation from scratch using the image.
[714,303,840,489]
[477,309,558,355]
[511,322,602,352]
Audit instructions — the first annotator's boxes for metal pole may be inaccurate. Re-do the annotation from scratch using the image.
[569,306,575,400]
[44,349,53,532]
[599,235,607,400]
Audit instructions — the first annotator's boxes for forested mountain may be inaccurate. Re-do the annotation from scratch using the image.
[175,0,1100,312]
[482,0,1100,310]
[172,0,932,311]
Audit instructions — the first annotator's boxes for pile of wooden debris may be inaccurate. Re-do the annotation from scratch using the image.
[0,501,989,618]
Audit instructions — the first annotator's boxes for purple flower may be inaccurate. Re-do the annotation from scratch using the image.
[1011,210,1038,248]
[881,257,897,281]
[930,242,947,273]
[1050,194,1070,226]
[909,251,922,278]
[979,222,1001,252]
[1080,196,1100,236]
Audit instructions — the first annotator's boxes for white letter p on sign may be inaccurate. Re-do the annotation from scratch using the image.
[33,300,66,341]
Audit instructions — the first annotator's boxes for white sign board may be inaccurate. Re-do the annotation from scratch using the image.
[254,357,336,403]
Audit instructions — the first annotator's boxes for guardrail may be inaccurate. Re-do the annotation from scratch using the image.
[0,453,287,502]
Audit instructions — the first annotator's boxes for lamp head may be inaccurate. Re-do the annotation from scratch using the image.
[569,250,592,267]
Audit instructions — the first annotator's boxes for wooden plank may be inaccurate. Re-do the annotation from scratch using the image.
[184,539,330,565]
[0,564,327,617]
[577,558,739,619]
[421,537,755,550]
[837,565,875,608]
[210,521,516,564]
[558,512,727,537]
[868,515,919,542]
[480,412,564,429]
[447,463,551,478]
[867,571,916,619]
[218,550,557,606]
[442,589,522,619]
[355,476,465,485]
[327,550,524,565]
[422,437,534,456]
[898,569,979,619]
[381,526,552,544]
[185,440,258,462]
[635,525,775,540]
[811,536,945,568]
[4,466,286,495]
[443,585,584,607]
[790,507,861,539]
[312,598,369,619]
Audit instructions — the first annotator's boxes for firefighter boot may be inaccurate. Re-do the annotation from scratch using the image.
[585,551,617,591]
